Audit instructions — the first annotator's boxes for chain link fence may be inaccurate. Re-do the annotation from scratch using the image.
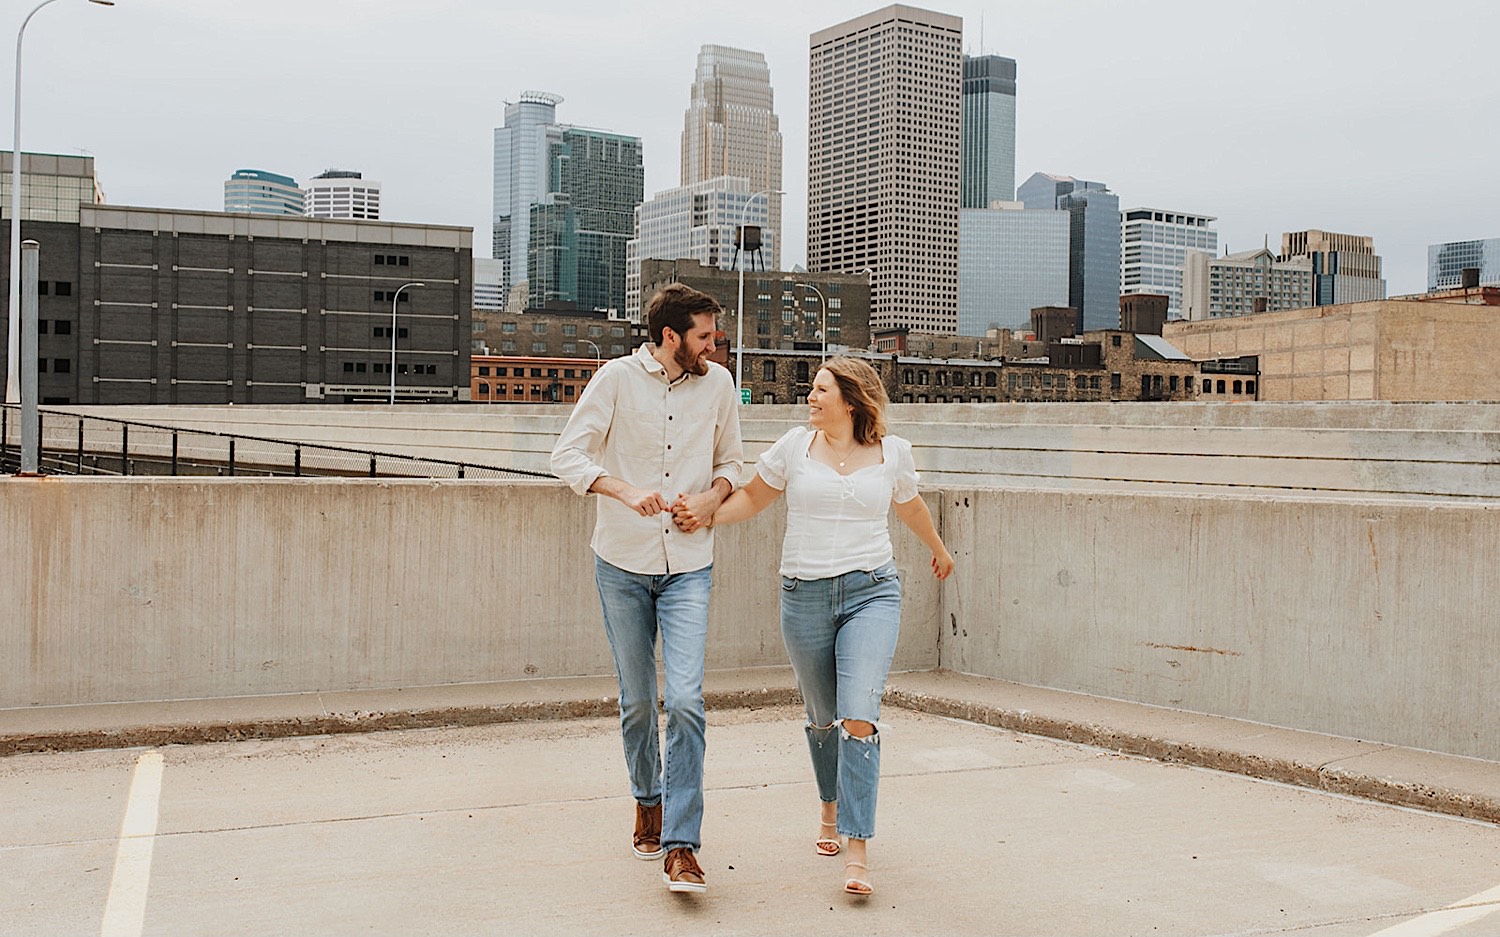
[0,405,551,480]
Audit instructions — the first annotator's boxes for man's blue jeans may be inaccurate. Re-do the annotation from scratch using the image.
[779,562,902,841]
[594,556,712,853]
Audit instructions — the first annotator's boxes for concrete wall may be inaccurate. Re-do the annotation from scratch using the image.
[2,474,1496,761]
[940,487,1500,761]
[0,478,939,708]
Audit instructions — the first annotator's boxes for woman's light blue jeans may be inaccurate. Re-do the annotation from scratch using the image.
[779,561,902,840]
[594,556,712,853]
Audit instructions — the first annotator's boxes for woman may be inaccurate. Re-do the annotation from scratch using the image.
[683,356,954,897]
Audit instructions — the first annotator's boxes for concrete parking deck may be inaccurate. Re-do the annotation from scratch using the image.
[3,670,1499,936]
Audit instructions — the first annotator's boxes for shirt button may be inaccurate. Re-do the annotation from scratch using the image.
[668,415,673,421]
[667,444,672,450]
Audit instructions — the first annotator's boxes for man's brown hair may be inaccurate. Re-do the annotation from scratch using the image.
[646,283,722,345]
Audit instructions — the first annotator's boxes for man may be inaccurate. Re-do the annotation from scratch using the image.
[551,284,743,894]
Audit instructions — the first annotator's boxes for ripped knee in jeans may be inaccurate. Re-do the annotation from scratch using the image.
[839,719,878,742]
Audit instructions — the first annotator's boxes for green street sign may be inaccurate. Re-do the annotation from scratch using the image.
[740,388,751,405]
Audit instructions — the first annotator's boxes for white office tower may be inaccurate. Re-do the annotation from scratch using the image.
[304,169,381,220]
[625,176,774,319]
[681,45,783,273]
[1121,208,1218,319]
[473,257,505,313]
[809,5,963,332]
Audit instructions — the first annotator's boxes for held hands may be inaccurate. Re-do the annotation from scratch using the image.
[669,489,720,534]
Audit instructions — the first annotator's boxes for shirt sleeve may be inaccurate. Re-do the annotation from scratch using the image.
[549,362,617,496]
[891,435,920,504]
[710,370,745,490]
[755,427,801,491]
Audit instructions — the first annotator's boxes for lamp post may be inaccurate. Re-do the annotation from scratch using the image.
[7,0,115,404]
[389,281,424,404]
[796,282,828,362]
[581,338,601,372]
[734,187,781,396]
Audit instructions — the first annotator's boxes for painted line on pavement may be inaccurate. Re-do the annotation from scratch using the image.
[100,752,164,937]
[1367,883,1500,937]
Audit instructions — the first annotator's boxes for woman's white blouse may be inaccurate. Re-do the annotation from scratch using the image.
[756,426,920,580]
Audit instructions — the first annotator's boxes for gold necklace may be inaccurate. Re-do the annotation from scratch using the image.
[825,432,861,468]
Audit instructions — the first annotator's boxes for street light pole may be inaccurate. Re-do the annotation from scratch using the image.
[7,0,115,404]
[734,187,781,397]
[389,281,424,404]
[581,338,601,373]
[796,282,828,362]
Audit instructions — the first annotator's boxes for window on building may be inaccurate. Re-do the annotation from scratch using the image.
[1170,376,1179,392]
[37,281,48,296]
[903,369,913,383]
[532,342,547,353]
[1090,375,1101,390]
[763,393,776,404]
[532,321,547,334]
[563,324,577,337]
[1246,380,1257,396]
[476,383,489,396]
[1110,373,1121,391]
[611,344,624,355]
[478,366,490,376]
[355,363,367,373]
[1233,380,1243,394]
[917,371,929,385]
[54,281,71,296]
[796,361,809,382]
[610,326,625,337]
[1202,380,1213,395]
[501,340,516,352]
[501,322,517,333]
[37,359,47,372]
[588,325,603,338]
[530,368,542,378]
[54,320,72,335]
[1075,375,1087,390]
[343,362,354,372]
[1112,335,1122,347]
[763,360,776,381]
[937,372,947,386]
[985,372,997,387]
[562,342,576,354]
[38,320,48,334]
[1217,379,1226,394]
[1185,376,1194,393]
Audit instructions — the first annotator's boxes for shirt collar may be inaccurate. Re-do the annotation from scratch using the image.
[635,343,692,385]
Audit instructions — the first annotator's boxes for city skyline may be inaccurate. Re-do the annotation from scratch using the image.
[6,0,1497,298]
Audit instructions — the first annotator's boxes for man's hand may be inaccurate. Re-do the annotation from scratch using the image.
[670,487,725,533]
[590,476,669,516]
[619,486,670,517]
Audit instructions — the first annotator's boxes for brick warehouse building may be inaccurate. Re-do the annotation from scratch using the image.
[0,205,471,404]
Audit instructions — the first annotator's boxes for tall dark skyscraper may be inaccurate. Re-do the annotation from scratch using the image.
[960,54,1017,208]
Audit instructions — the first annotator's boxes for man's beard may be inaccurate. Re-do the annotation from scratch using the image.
[675,343,708,376]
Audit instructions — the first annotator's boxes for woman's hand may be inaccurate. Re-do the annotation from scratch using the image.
[930,547,955,580]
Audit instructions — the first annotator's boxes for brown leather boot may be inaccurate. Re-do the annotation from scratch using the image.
[662,847,706,893]
[632,801,663,860]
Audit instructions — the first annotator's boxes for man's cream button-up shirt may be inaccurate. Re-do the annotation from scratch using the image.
[551,344,744,576]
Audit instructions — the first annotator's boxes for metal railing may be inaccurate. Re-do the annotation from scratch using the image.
[0,405,552,480]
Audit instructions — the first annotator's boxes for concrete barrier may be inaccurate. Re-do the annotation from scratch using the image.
[2,473,1496,761]
[0,478,939,708]
[939,486,1500,761]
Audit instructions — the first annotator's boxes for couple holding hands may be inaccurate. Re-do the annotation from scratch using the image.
[551,284,953,898]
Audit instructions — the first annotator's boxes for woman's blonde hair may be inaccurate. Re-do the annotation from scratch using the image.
[820,356,888,446]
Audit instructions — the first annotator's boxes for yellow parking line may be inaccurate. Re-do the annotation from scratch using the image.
[100,752,164,937]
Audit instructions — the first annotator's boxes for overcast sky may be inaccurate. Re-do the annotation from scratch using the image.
[9,0,1498,295]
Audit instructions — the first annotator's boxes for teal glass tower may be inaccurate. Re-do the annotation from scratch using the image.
[961,55,1017,208]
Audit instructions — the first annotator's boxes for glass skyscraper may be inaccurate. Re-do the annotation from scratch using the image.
[526,129,643,314]
[223,169,304,216]
[1428,237,1500,290]
[1018,173,1120,331]
[494,94,642,313]
[959,204,1068,334]
[494,92,564,303]
[1121,208,1217,319]
[961,55,1017,208]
